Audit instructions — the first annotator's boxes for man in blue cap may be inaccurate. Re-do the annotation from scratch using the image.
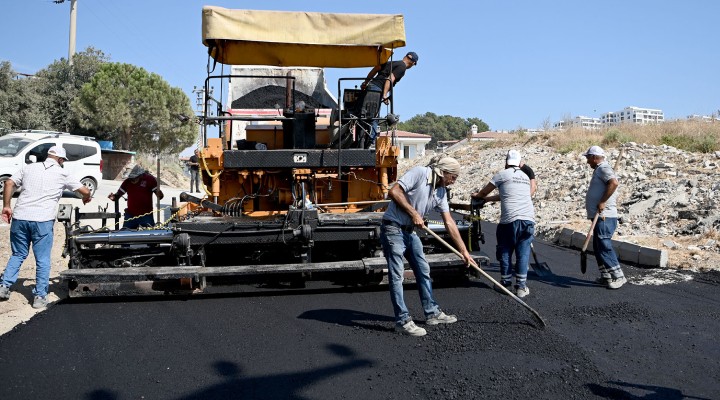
[360,51,419,148]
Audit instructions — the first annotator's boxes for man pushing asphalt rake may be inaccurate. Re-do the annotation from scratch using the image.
[421,226,547,329]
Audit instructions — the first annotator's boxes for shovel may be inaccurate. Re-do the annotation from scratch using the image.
[421,226,547,329]
[580,212,600,274]
[530,243,552,277]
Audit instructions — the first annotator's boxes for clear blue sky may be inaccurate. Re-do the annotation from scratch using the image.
[2,1,719,131]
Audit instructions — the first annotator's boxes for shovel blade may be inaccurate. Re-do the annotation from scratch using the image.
[580,252,588,274]
[532,262,552,277]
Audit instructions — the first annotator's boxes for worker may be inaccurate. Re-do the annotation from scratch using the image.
[0,146,92,308]
[108,165,164,229]
[583,145,626,289]
[471,150,535,298]
[381,154,476,337]
[360,51,418,148]
[188,149,201,193]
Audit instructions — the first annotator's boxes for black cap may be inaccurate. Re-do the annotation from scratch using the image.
[406,51,419,65]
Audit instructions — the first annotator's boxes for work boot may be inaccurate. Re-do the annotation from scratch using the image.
[516,286,530,298]
[395,320,426,337]
[0,285,10,300]
[32,296,49,309]
[607,276,627,290]
[426,311,457,325]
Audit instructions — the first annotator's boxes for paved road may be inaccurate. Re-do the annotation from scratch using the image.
[0,221,718,399]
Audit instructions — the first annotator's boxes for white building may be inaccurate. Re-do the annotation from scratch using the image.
[687,114,719,122]
[601,106,664,125]
[380,130,431,160]
[553,116,602,130]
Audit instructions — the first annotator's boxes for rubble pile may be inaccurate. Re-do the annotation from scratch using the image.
[401,141,720,271]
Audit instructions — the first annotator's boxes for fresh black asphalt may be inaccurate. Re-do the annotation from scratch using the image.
[1,221,718,400]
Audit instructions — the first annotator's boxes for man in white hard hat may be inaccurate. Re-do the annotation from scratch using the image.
[471,149,535,298]
[0,146,92,308]
[583,145,626,289]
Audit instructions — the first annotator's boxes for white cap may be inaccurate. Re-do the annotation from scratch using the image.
[582,145,605,157]
[506,149,521,167]
[47,145,67,160]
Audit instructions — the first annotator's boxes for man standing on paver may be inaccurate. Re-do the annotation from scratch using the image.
[471,150,535,298]
[188,149,201,193]
[381,154,476,337]
[583,145,626,289]
[0,146,92,308]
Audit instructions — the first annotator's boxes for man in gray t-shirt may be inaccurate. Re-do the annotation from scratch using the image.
[471,149,535,298]
[583,145,626,289]
[381,155,476,337]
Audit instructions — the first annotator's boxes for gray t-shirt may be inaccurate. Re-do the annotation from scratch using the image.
[585,160,618,219]
[384,166,449,225]
[490,167,535,224]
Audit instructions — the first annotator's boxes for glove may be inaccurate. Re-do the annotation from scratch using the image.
[471,197,487,209]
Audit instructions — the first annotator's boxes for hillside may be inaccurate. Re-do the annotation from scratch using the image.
[401,140,720,272]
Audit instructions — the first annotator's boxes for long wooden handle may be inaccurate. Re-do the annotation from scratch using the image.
[581,212,600,252]
[421,226,546,329]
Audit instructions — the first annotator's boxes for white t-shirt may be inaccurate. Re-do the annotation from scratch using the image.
[490,167,535,224]
[585,161,618,219]
[10,159,84,222]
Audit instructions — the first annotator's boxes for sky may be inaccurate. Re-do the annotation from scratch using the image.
[2,0,719,133]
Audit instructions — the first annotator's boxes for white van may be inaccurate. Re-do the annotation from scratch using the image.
[0,130,103,195]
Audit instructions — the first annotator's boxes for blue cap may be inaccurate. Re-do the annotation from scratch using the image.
[406,52,419,65]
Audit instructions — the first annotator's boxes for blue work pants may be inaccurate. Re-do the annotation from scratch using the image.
[381,224,440,326]
[1,219,55,298]
[496,220,535,289]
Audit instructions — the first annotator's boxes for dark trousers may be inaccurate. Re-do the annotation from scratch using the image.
[190,169,200,192]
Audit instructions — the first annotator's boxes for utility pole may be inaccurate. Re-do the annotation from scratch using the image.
[54,0,78,65]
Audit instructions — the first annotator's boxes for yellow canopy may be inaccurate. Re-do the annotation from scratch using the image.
[202,6,406,68]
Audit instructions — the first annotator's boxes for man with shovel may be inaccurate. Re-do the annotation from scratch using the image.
[471,150,535,298]
[381,155,474,337]
[583,146,626,289]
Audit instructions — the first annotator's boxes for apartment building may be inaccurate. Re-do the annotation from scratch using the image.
[601,106,664,125]
[553,116,602,130]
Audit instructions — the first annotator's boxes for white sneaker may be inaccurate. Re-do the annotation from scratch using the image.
[32,296,48,309]
[516,286,530,298]
[0,285,10,300]
[607,276,627,289]
[395,320,427,337]
[426,311,458,325]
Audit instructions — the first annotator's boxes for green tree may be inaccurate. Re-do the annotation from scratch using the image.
[72,62,196,153]
[397,112,489,145]
[0,61,49,131]
[33,47,108,133]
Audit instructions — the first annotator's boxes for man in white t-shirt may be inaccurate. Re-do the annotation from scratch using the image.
[0,146,92,308]
[471,150,535,298]
[583,145,626,289]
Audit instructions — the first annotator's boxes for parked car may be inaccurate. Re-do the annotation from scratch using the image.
[0,130,103,195]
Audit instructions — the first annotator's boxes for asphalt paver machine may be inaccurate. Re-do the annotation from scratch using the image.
[59,6,487,297]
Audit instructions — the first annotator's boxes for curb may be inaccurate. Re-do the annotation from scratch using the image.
[557,228,668,268]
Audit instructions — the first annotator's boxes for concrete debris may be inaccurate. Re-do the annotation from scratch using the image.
[401,141,720,271]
